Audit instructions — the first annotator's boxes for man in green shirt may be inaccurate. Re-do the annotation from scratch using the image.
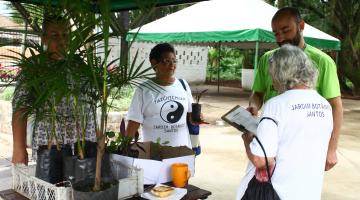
[248,7,343,171]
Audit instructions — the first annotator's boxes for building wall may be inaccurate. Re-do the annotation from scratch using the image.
[129,42,208,84]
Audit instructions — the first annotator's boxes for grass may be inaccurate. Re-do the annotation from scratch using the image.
[0,86,14,101]
[206,66,242,81]
[108,86,135,112]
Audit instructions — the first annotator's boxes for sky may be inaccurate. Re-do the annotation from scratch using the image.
[0,1,12,16]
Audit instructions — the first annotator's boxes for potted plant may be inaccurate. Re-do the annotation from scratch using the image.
[65,2,158,199]
[191,89,208,123]
[6,0,158,199]
[106,118,145,159]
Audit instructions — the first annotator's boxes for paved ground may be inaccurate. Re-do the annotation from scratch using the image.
[188,85,360,200]
[0,133,13,192]
[1,85,360,199]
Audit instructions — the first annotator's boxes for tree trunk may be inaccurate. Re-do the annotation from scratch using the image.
[93,134,105,191]
[353,84,360,96]
[118,11,129,68]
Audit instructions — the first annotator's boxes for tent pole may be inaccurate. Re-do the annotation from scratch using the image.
[254,41,259,76]
[217,42,221,93]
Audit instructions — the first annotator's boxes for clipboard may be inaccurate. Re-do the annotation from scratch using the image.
[221,105,259,133]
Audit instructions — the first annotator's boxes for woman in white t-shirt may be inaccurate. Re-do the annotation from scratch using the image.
[237,44,333,200]
[126,43,197,148]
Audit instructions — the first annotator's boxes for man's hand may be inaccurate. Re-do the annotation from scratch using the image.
[325,149,337,171]
[12,148,28,165]
[325,96,342,171]
[248,92,264,116]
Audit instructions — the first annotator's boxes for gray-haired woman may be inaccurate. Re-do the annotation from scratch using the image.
[237,44,333,200]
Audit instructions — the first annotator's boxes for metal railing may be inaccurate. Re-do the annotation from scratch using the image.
[0,27,40,84]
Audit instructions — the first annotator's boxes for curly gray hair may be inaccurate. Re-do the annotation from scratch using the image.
[269,44,318,92]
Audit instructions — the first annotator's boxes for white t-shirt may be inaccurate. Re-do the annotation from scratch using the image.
[237,89,333,200]
[127,78,193,148]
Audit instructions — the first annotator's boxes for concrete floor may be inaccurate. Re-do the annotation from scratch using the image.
[1,85,360,199]
[188,85,360,200]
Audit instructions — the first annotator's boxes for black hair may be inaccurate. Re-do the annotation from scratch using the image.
[42,13,69,35]
[149,43,175,62]
[272,7,302,23]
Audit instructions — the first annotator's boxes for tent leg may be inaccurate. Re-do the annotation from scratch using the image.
[217,42,221,94]
[253,41,259,77]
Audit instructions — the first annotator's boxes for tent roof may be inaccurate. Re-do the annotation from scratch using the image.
[5,0,205,12]
[128,0,340,50]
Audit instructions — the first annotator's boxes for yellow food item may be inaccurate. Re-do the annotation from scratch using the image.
[150,185,175,198]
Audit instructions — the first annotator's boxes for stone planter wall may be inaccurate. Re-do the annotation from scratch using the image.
[0,100,126,135]
[241,68,254,91]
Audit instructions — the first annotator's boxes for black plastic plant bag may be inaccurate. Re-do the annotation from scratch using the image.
[35,145,72,184]
[72,178,119,200]
[63,141,112,183]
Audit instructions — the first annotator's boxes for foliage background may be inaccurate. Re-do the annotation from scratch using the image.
[265,0,360,95]
[3,0,360,95]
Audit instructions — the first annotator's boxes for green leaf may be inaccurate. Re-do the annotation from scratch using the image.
[106,131,115,138]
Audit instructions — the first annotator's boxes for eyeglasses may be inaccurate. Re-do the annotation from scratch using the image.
[161,59,177,65]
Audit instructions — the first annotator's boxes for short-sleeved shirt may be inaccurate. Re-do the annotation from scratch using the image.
[127,78,193,148]
[237,89,333,200]
[252,44,341,102]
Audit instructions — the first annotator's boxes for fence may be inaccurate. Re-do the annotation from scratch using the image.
[0,28,40,83]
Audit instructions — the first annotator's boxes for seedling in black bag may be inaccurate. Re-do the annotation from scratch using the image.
[191,89,208,123]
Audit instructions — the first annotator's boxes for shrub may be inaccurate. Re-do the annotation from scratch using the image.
[0,86,14,101]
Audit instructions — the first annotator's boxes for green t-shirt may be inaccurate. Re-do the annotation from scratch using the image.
[252,44,341,103]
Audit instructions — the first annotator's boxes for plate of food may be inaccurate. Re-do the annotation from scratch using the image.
[141,184,187,200]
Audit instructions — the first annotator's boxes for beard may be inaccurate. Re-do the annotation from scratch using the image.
[277,29,302,47]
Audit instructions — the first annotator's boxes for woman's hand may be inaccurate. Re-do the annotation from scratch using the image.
[189,113,208,125]
[242,132,255,144]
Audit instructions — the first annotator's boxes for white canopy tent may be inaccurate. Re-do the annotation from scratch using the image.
[128,0,340,90]
[128,0,340,50]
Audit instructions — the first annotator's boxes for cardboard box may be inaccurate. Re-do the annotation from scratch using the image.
[110,142,195,185]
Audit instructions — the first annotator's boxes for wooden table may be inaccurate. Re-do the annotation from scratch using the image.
[129,183,212,200]
[0,184,211,200]
[0,189,28,200]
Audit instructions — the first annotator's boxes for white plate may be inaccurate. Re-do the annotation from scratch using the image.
[141,184,187,200]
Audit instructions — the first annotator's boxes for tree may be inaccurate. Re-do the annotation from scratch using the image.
[273,0,360,95]
[129,4,191,28]
[6,3,42,32]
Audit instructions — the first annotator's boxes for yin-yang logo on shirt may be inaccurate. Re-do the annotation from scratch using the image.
[160,100,184,124]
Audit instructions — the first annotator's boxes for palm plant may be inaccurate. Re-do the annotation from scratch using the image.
[5,0,160,192]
